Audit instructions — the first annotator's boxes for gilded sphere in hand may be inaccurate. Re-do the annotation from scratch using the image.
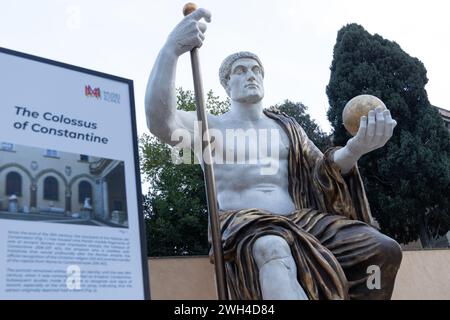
[342,94,387,136]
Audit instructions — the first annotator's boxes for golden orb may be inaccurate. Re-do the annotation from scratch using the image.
[342,94,387,136]
[183,2,197,16]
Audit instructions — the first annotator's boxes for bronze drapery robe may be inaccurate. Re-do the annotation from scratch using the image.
[209,108,391,300]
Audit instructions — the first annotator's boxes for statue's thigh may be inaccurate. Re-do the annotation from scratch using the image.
[322,223,402,277]
[319,221,402,299]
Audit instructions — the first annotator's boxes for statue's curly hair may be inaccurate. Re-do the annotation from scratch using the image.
[219,51,264,89]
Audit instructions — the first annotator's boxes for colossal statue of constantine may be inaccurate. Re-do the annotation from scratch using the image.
[145,8,402,300]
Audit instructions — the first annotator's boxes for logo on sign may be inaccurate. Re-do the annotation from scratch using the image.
[84,85,120,104]
[85,85,101,99]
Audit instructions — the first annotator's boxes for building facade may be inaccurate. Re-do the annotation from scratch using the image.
[436,106,450,246]
[0,142,128,227]
[436,106,450,133]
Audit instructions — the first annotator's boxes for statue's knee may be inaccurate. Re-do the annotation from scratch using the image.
[379,235,403,268]
[252,235,291,267]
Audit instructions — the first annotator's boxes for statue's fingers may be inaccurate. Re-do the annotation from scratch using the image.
[356,116,367,139]
[384,110,393,137]
[196,35,204,48]
[374,108,385,145]
[188,8,212,23]
[389,119,398,136]
[366,110,376,139]
[180,35,203,49]
[198,22,207,33]
[375,109,385,134]
[384,109,392,122]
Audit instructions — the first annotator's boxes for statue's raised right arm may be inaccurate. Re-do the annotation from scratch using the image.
[145,8,212,147]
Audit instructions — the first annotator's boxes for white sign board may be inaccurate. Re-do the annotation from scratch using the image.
[0,47,149,299]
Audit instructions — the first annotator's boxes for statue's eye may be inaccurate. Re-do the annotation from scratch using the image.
[233,66,245,75]
[252,66,262,75]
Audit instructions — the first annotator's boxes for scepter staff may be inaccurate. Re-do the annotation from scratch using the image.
[182,2,228,300]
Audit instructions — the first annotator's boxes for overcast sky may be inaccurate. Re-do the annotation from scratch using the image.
[1,0,449,135]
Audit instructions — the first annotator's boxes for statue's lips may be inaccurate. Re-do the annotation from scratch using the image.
[245,84,259,88]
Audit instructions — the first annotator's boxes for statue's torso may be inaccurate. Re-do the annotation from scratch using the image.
[201,113,296,215]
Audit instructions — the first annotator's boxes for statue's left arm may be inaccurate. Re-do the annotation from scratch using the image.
[333,106,397,173]
[287,106,394,225]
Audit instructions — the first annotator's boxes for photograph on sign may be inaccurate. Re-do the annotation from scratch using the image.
[0,143,128,228]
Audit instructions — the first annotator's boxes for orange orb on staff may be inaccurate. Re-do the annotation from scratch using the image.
[183,2,197,16]
[342,94,387,136]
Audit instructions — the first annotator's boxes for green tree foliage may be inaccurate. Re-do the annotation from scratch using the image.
[326,23,450,247]
[140,89,229,256]
[276,100,331,152]
[141,90,332,256]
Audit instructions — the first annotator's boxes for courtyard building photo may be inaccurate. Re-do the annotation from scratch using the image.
[0,142,128,228]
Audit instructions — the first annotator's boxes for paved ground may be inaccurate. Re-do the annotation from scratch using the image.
[0,211,127,228]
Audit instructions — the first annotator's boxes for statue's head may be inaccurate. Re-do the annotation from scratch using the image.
[219,51,265,104]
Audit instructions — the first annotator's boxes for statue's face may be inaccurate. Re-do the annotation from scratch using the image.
[226,58,264,104]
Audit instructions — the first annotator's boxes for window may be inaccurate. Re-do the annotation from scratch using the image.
[43,176,59,201]
[113,200,123,211]
[45,150,58,158]
[78,181,92,203]
[1,142,14,151]
[80,155,89,162]
[6,172,22,196]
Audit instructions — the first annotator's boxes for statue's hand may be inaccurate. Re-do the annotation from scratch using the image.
[165,8,211,57]
[346,106,397,158]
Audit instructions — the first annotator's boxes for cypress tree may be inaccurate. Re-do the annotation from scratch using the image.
[327,24,450,247]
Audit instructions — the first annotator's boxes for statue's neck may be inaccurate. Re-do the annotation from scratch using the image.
[229,101,264,121]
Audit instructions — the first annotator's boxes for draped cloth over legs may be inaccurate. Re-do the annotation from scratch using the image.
[209,108,402,300]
